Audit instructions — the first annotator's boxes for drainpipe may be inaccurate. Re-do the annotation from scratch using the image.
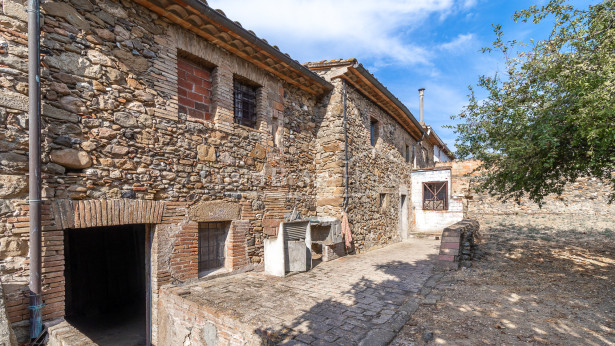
[342,80,349,211]
[27,0,43,340]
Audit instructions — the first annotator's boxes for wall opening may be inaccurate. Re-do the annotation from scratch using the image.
[400,194,408,240]
[64,224,146,345]
[198,222,229,276]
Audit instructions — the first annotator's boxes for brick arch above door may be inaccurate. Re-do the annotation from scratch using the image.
[51,199,166,230]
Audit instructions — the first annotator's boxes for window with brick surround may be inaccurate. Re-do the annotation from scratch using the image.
[423,181,448,210]
[198,222,227,274]
[233,79,258,128]
[177,55,213,121]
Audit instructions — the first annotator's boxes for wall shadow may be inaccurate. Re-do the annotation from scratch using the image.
[394,217,615,345]
[254,256,438,345]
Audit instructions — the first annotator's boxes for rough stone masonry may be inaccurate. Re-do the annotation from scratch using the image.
[0,0,440,342]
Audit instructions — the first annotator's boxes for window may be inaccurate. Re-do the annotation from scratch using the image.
[370,118,378,146]
[233,79,258,128]
[379,193,387,209]
[405,145,410,163]
[423,182,448,210]
[198,222,227,273]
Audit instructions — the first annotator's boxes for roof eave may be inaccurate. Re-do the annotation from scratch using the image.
[131,0,332,95]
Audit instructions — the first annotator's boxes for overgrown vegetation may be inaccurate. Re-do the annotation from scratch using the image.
[452,0,615,205]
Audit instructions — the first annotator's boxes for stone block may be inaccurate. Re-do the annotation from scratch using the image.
[42,1,90,30]
[249,143,266,159]
[0,175,28,198]
[49,149,93,169]
[188,200,240,222]
[197,144,216,162]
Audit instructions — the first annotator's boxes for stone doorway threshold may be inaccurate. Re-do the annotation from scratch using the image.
[48,321,96,346]
[47,312,146,346]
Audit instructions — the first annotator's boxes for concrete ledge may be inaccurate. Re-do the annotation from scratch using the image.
[435,219,480,270]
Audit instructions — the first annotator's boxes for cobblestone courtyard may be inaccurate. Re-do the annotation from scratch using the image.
[165,239,441,345]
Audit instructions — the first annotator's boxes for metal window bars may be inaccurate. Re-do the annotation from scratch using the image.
[233,79,257,128]
[423,181,448,210]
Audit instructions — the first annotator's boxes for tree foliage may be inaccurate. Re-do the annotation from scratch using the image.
[452,0,615,205]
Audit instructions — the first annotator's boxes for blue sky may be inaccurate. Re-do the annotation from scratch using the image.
[207,0,582,152]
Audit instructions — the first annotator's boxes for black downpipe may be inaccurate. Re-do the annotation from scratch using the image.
[27,0,43,340]
[343,80,349,211]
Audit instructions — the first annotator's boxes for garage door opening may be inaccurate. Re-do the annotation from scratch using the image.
[64,224,147,345]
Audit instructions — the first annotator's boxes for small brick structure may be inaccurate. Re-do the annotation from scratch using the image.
[436,219,480,270]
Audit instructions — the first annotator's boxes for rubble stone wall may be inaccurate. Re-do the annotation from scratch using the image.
[0,0,324,333]
[158,286,263,346]
[437,219,480,270]
[439,160,615,216]
[313,77,430,252]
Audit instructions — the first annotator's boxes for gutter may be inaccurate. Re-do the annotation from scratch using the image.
[27,0,43,340]
[176,0,332,93]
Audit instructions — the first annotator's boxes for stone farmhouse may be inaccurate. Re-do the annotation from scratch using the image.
[0,0,459,343]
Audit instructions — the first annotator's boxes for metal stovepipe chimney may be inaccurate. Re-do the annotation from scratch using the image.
[418,88,425,124]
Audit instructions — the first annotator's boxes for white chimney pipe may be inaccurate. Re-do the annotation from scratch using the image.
[418,88,425,124]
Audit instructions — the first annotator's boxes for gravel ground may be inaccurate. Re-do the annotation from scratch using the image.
[392,214,615,346]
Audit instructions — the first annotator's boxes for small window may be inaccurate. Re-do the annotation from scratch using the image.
[379,193,387,209]
[233,79,258,128]
[405,145,410,163]
[423,182,448,210]
[370,119,378,146]
[198,222,227,273]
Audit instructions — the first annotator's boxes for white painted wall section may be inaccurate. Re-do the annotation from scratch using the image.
[411,168,463,232]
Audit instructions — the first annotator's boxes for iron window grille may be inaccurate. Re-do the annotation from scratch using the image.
[233,79,258,128]
[423,181,448,210]
[198,222,227,272]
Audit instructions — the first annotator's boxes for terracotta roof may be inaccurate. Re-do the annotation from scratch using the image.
[130,0,332,95]
[304,59,358,69]
[305,59,425,140]
[423,125,455,159]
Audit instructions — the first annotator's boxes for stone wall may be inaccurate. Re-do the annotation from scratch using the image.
[0,0,325,333]
[439,160,615,216]
[314,78,426,252]
[436,219,480,270]
[158,286,263,346]
[0,280,17,346]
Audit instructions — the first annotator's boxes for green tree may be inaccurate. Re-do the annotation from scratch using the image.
[452,0,615,205]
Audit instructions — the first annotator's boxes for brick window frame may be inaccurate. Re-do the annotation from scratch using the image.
[198,222,229,276]
[177,53,215,122]
[423,181,448,211]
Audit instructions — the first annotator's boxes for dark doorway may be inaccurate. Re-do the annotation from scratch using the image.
[64,224,147,345]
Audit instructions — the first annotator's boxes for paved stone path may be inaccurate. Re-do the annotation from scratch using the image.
[178,239,442,345]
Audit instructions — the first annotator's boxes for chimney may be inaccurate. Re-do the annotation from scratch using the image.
[418,88,425,124]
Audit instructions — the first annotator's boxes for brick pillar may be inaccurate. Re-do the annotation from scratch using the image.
[227,220,249,270]
[171,222,199,281]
